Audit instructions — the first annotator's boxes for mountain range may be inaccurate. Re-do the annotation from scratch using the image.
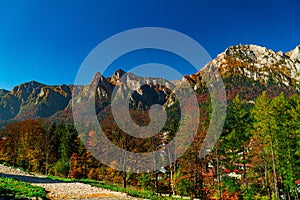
[1,44,300,125]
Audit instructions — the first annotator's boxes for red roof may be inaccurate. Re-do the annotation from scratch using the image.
[233,169,243,174]
[295,179,300,184]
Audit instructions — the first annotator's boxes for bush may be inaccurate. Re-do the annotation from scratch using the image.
[70,168,83,179]
[175,179,193,196]
[87,167,101,180]
[137,173,153,190]
[48,160,69,177]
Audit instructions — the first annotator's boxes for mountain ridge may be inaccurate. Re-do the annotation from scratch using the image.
[187,44,300,90]
[1,44,299,124]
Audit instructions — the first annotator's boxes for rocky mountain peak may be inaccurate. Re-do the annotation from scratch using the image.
[21,80,44,89]
[11,80,45,99]
[110,69,126,83]
[0,80,73,121]
[91,72,107,85]
[286,45,300,62]
[0,89,9,97]
[194,44,300,89]
[2,44,300,124]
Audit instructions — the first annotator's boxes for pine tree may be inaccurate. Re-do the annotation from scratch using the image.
[220,94,251,197]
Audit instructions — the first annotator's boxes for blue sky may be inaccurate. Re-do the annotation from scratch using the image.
[0,0,300,90]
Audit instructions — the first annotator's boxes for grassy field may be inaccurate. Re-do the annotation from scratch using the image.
[0,176,48,199]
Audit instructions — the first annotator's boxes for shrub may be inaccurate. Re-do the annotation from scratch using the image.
[48,160,69,177]
[87,167,101,180]
[70,168,83,179]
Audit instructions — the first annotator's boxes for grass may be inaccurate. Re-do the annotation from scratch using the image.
[47,175,177,199]
[0,176,48,199]
[0,163,176,199]
[0,163,177,199]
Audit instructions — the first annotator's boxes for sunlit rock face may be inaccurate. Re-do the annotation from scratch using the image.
[1,44,300,123]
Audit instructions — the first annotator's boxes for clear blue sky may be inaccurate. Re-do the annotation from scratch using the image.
[0,0,300,90]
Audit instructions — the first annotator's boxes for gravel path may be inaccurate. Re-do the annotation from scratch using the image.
[0,164,143,200]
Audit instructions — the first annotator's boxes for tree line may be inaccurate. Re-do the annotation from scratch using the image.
[0,91,299,199]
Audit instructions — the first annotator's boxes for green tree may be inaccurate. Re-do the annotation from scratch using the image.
[52,124,79,177]
[43,122,60,174]
[250,92,297,199]
[285,95,300,199]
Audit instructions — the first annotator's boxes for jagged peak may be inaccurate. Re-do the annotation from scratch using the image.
[108,69,126,85]
[0,88,9,93]
[218,44,298,64]
[20,80,44,88]
[112,69,126,79]
[198,43,300,90]
[0,89,9,96]
[12,80,44,94]
[93,72,106,81]
[286,45,300,61]
[224,44,270,57]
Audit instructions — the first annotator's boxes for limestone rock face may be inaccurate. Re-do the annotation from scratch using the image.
[190,44,300,90]
[1,44,300,123]
[0,81,73,121]
[286,45,300,62]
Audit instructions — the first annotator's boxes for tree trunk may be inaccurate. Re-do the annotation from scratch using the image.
[170,163,175,196]
[123,171,127,189]
[243,145,247,187]
[270,139,280,200]
[154,171,158,193]
[264,165,272,200]
[45,151,49,175]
